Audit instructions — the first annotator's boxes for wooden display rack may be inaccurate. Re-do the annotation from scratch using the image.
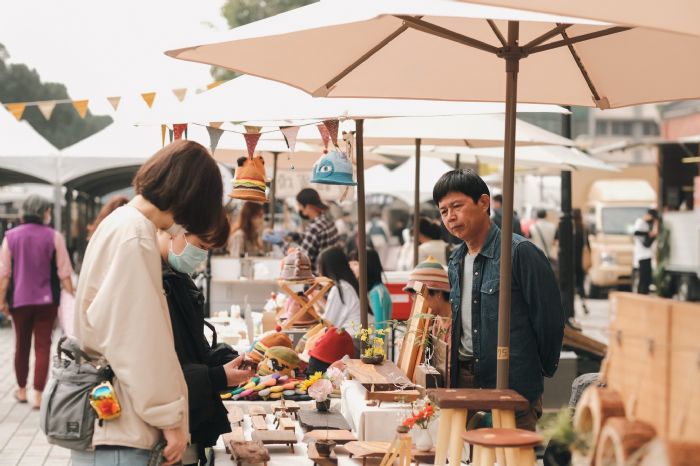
[345,359,412,392]
[278,277,334,330]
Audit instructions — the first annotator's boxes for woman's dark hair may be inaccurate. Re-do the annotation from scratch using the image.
[133,140,223,235]
[196,207,230,249]
[233,201,265,244]
[366,249,386,316]
[572,208,583,228]
[317,246,359,304]
[419,217,442,240]
[296,188,327,210]
[432,169,490,214]
[88,195,129,239]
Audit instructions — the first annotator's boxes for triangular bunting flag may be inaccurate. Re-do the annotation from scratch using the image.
[169,129,174,143]
[37,101,57,120]
[209,121,223,129]
[280,126,300,152]
[207,126,224,153]
[173,123,187,141]
[323,120,340,147]
[206,81,223,91]
[317,123,331,151]
[141,92,157,108]
[72,100,89,118]
[244,125,261,135]
[243,133,262,158]
[172,88,188,102]
[5,103,26,121]
[107,96,121,111]
[161,124,167,147]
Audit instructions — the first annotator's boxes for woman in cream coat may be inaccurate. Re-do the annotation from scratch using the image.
[72,141,225,466]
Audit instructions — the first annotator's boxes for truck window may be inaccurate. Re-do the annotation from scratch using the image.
[600,207,649,235]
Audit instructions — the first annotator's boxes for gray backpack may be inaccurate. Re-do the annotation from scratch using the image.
[40,336,108,451]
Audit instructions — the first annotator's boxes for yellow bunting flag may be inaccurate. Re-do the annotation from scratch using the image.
[206,81,223,91]
[107,96,121,111]
[141,92,156,108]
[161,124,167,147]
[172,88,188,102]
[209,121,223,129]
[5,103,26,121]
[72,100,89,119]
[244,125,261,134]
[37,101,57,120]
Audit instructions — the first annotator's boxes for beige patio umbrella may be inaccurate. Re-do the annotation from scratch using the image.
[166,0,700,397]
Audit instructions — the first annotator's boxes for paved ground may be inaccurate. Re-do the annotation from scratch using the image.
[0,297,611,466]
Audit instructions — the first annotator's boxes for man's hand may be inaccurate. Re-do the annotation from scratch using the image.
[161,427,187,466]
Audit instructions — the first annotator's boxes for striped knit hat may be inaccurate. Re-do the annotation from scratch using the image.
[404,256,450,292]
[229,156,268,202]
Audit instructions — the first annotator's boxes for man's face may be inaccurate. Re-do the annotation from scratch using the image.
[297,203,310,220]
[438,191,489,243]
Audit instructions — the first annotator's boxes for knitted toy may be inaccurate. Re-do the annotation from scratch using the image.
[310,150,357,186]
[229,156,267,202]
[220,373,311,401]
[257,346,301,378]
[247,331,294,364]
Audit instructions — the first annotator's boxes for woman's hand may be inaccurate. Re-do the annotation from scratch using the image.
[223,356,255,386]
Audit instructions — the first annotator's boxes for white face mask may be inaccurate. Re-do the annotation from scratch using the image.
[165,222,185,236]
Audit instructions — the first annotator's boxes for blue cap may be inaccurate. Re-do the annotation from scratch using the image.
[310,150,357,186]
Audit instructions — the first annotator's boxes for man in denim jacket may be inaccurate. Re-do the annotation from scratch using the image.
[434,169,564,431]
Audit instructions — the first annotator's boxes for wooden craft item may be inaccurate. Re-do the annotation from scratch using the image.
[298,409,351,432]
[304,430,357,444]
[307,441,338,466]
[595,417,656,466]
[344,441,436,466]
[380,431,413,466]
[428,388,529,411]
[223,425,246,451]
[415,364,443,389]
[251,415,269,431]
[277,416,296,431]
[365,389,421,407]
[278,277,333,329]
[251,430,297,453]
[396,281,431,382]
[227,407,244,425]
[573,386,626,465]
[272,399,300,419]
[563,325,607,359]
[462,428,542,466]
[248,406,267,417]
[345,359,411,392]
[639,438,700,466]
[229,440,270,466]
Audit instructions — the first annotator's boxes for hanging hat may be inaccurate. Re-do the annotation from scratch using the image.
[404,256,450,293]
[309,327,355,364]
[280,250,314,281]
[310,150,357,186]
[248,331,293,363]
[230,156,267,202]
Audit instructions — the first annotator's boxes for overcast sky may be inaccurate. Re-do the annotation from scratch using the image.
[0,0,229,100]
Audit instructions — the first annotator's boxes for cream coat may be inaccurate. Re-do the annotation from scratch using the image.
[74,205,189,450]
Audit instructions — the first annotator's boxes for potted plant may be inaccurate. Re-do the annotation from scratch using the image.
[402,399,437,451]
[306,367,345,457]
[357,325,387,364]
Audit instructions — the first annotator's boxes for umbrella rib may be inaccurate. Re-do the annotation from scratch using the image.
[528,26,631,54]
[557,27,604,105]
[324,23,409,91]
[522,23,572,52]
[486,20,507,47]
[396,16,500,55]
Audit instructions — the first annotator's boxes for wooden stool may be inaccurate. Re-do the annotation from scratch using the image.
[462,428,542,466]
[278,277,333,329]
[428,388,529,466]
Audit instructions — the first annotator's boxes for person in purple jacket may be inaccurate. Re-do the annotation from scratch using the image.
[0,195,74,409]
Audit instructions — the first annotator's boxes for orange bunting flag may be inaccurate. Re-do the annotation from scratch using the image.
[37,101,57,120]
[72,100,89,119]
[323,119,340,147]
[206,81,223,91]
[107,96,121,111]
[5,103,26,121]
[280,126,300,152]
[141,92,157,108]
[161,124,167,147]
[244,133,262,158]
[209,121,223,129]
[173,123,187,141]
[244,125,261,135]
[172,88,188,102]
[317,123,331,151]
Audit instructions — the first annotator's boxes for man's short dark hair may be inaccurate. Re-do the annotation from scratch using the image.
[133,140,223,235]
[537,209,547,219]
[433,169,490,214]
[647,208,658,219]
[493,194,503,204]
[296,188,327,210]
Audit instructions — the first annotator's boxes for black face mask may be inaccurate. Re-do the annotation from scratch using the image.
[298,210,309,221]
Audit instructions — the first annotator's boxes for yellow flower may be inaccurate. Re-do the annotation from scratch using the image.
[360,334,367,342]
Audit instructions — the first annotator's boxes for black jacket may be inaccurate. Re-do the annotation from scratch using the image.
[162,263,233,448]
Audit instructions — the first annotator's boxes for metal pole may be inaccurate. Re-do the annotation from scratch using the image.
[269,152,279,230]
[413,138,422,267]
[356,119,369,329]
[496,21,520,390]
[559,106,575,320]
[455,153,461,170]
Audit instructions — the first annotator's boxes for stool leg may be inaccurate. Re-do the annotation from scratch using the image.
[505,447,518,466]
[517,448,536,466]
[491,410,506,466]
[480,447,495,466]
[471,445,482,466]
[434,408,454,466]
[448,409,468,465]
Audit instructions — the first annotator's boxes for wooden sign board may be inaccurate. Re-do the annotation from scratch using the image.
[345,359,411,391]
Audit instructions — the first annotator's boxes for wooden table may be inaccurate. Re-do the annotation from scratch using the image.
[345,359,411,392]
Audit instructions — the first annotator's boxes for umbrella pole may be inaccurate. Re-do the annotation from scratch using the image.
[455,152,460,170]
[356,119,369,329]
[269,152,279,230]
[496,21,521,390]
[413,138,422,267]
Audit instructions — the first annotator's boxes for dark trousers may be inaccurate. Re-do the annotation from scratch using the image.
[638,258,652,295]
[10,304,58,390]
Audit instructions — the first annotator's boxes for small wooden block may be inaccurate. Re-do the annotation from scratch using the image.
[248,406,267,417]
[298,410,351,432]
[304,430,357,444]
[227,407,244,425]
[272,400,300,413]
[308,442,338,466]
[230,440,270,465]
[277,417,296,431]
[428,388,529,411]
[252,430,298,452]
[251,415,269,431]
[365,390,421,404]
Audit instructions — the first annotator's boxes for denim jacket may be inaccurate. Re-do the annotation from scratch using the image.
[448,222,565,402]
